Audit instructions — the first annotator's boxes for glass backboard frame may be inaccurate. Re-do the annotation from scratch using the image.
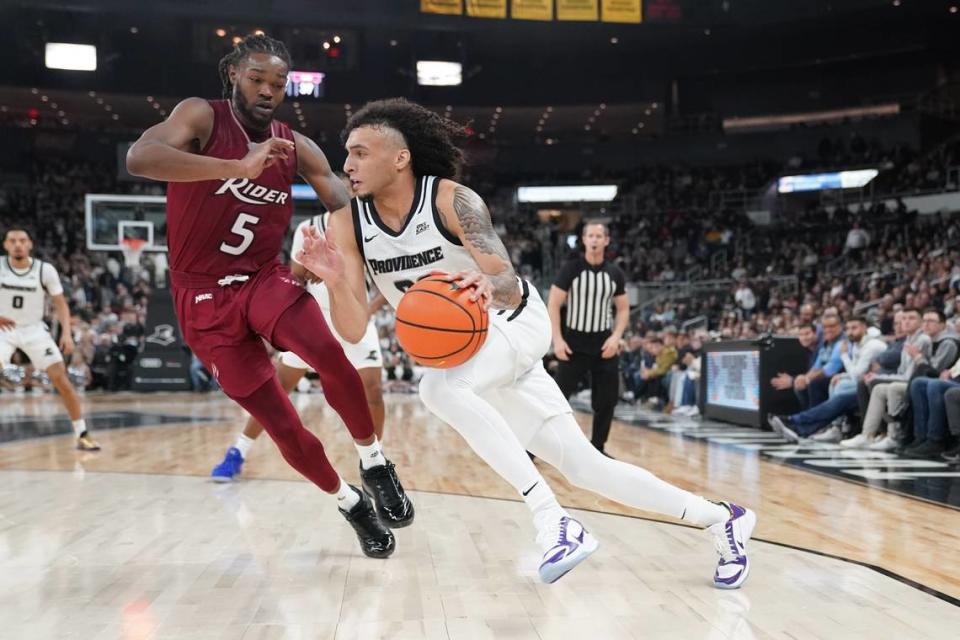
[85,194,167,252]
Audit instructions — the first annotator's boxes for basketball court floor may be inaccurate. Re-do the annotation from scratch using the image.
[2,390,959,639]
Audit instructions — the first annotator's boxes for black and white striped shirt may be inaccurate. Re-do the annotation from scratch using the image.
[554,256,626,353]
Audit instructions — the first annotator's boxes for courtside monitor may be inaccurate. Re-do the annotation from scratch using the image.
[703,346,761,426]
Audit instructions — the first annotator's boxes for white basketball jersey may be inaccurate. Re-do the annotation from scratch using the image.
[292,213,333,310]
[0,257,62,326]
[353,175,476,310]
[292,212,376,309]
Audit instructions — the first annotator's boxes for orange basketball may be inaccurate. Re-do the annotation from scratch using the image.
[395,276,489,369]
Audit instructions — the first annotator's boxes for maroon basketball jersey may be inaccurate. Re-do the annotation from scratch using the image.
[165,100,297,277]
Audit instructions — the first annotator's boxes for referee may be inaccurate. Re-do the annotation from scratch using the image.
[548,221,630,455]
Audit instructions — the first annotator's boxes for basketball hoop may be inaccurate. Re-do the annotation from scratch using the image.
[121,238,147,271]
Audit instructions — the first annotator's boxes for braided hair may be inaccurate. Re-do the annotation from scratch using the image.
[342,98,467,180]
[218,34,292,98]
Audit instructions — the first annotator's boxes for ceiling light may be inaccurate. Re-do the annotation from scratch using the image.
[417,60,462,86]
[390,39,398,47]
[45,43,97,71]
[323,42,331,50]
[130,27,138,34]
[232,36,242,45]
[215,28,227,37]
[254,29,265,36]
[610,37,619,44]
[333,35,341,44]
[112,114,119,120]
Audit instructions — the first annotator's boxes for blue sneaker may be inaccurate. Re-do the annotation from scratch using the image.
[536,515,599,584]
[211,447,244,482]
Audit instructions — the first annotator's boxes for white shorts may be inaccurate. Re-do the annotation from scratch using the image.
[279,313,383,371]
[0,323,64,371]
[421,281,571,445]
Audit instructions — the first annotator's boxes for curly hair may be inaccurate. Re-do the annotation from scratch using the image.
[341,98,467,180]
[218,34,292,98]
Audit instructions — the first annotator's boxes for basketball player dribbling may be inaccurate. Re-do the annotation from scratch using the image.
[211,207,390,485]
[126,35,412,558]
[1,227,100,451]
[297,98,757,587]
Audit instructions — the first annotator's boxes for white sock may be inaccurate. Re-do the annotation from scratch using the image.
[335,478,361,511]
[355,438,387,470]
[71,419,87,438]
[681,496,731,528]
[523,480,567,531]
[234,433,255,459]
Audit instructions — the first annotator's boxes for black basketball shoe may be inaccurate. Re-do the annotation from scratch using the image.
[360,459,415,528]
[339,485,395,559]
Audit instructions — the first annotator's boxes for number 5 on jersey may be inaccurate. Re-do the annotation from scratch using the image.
[220,213,261,256]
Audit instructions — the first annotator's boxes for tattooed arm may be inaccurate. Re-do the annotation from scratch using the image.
[436,180,521,309]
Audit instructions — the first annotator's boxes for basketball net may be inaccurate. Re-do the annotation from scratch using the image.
[121,238,146,280]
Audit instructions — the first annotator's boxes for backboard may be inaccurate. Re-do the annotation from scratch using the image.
[85,194,167,252]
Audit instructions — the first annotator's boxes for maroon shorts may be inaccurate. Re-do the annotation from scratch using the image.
[172,262,307,397]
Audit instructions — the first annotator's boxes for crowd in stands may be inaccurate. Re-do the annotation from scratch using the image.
[2,130,959,403]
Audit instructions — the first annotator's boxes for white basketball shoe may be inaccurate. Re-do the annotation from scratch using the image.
[536,515,599,584]
[708,502,757,589]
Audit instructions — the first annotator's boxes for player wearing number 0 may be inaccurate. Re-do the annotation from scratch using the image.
[1,227,100,451]
[126,35,412,559]
[297,98,757,587]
